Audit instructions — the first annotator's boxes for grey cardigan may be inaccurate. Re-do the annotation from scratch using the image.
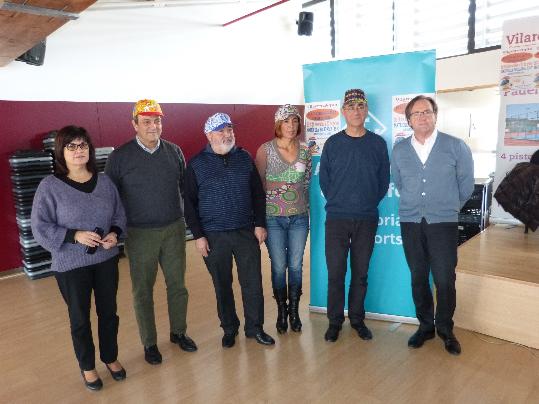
[391,131,474,223]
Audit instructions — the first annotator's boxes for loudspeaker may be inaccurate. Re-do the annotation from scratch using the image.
[16,40,46,66]
[297,12,313,36]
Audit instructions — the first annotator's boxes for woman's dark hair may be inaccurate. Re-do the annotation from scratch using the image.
[531,150,539,165]
[54,125,97,176]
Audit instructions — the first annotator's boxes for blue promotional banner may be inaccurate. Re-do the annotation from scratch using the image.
[303,50,436,321]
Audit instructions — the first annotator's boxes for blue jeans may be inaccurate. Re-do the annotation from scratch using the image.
[265,214,309,290]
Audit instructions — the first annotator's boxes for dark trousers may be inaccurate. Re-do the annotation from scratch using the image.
[125,220,188,347]
[400,219,458,334]
[203,229,265,336]
[55,255,120,371]
[325,218,378,327]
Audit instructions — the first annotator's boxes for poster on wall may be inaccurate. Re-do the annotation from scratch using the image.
[492,15,539,222]
[303,50,436,321]
[304,101,341,156]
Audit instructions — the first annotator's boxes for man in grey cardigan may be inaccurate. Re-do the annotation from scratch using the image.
[105,99,197,365]
[391,95,474,356]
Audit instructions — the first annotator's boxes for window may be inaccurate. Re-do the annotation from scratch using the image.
[335,0,394,59]
[475,0,539,49]
[393,0,470,58]
[331,0,539,59]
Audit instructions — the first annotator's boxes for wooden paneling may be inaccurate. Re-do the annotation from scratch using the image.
[9,0,96,13]
[0,0,96,66]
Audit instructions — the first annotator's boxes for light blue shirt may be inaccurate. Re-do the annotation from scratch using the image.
[136,136,160,154]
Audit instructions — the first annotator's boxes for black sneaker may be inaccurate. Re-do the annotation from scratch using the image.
[144,345,162,365]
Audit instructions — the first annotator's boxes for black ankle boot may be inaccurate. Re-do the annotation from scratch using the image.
[288,286,302,332]
[273,287,288,334]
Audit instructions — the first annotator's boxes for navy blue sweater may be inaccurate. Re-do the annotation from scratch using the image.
[319,130,390,220]
[184,145,266,239]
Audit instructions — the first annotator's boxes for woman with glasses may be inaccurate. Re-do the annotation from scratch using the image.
[31,126,127,390]
[255,105,312,334]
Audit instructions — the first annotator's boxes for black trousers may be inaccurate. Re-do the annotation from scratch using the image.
[325,218,378,327]
[203,229,265,336]
[400,219,458,334]
[55,255,120,371]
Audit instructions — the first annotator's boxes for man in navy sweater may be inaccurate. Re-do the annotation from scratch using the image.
[391,95,473,355]
[319,89,390,343]
[184,113,275,348]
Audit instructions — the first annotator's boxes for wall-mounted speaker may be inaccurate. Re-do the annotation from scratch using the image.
[16,40,46,66]
[297,12,314,36]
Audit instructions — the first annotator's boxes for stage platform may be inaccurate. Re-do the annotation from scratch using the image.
[454,224,539,349]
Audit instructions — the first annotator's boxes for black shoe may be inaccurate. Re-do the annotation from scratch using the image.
[247,331,275,345]
[80,370,103,391]
[324,325,341,342]
[222,331,238,348]
[105,363,127,381]
[170,333,198,352]
[438,331,462,355]
[352,322,373,340]
[408,329,435,348]
[144,345,162,365]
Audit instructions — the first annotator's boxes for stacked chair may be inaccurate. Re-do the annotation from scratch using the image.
[9,150,54,279]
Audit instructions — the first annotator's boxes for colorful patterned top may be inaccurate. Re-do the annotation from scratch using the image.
[258,139,312,216]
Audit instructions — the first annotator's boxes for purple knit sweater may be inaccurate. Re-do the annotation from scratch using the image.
[31,174,127,273]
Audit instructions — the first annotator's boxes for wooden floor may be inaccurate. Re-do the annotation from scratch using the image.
[1,242,538,404]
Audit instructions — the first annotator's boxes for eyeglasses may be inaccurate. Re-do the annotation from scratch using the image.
[65,142,89,151]
[343,104,366,111]
[410,110,434,118]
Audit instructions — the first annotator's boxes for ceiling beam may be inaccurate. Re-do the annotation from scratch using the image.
[0,2,79,20]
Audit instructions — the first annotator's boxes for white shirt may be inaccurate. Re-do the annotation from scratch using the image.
[136,136,160,154]
[411,130,438,164]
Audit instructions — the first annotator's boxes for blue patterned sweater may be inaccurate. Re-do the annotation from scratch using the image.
[184,145,266,239]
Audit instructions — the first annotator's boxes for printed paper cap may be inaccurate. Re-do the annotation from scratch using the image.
[132,99,164,119]
[204,113,233,134]
[275,104,301,122]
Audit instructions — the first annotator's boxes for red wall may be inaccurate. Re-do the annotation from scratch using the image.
[1,100,303,272]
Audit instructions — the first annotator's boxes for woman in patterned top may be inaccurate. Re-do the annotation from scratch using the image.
[255,104,312,334]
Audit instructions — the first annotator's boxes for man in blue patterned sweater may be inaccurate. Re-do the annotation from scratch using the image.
[184,113,275,348]
[391,95,474,356]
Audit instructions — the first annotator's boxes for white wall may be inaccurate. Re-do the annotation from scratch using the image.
[0,1,501,104]
[437,87,500,178]
[0,0,327,104]
[436,50,501,91]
